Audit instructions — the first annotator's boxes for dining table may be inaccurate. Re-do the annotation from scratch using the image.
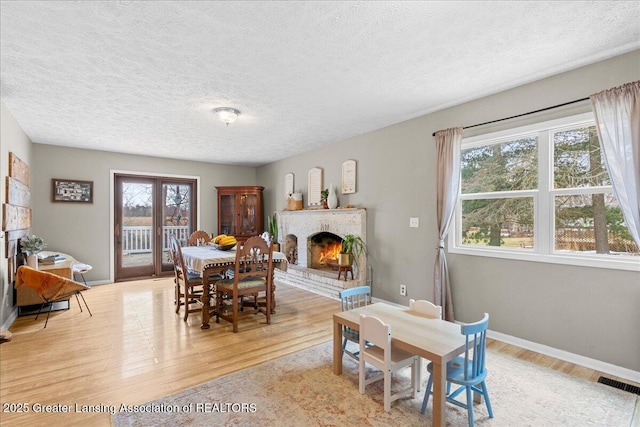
[180,245,287,329]
[333,302,466,427]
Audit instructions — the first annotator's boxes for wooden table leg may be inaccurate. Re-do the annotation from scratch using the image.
[201,280,211,329]
[432,359,446,426]
[332,317,343,375]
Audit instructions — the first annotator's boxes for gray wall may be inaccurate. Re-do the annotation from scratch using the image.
[257,50,640,371]
[30,145,257,282]
[1,102,33,328]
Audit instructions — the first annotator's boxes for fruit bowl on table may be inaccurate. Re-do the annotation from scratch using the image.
[213,243,236,251]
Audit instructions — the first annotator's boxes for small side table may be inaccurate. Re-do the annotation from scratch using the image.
[38,258,74,279]
[337,265,353,281]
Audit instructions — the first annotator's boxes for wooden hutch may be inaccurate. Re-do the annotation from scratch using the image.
[216,186,264,242]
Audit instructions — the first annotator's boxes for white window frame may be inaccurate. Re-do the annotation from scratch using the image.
[449,112,639,272]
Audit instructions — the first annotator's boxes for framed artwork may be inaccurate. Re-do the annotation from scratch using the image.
[307,167,322,206]
[341,160,356,194]
[285,173,294,198]
[52,178,93,203]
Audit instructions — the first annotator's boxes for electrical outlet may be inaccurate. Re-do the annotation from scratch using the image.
[400,284,407,296]
[409,217,419,228]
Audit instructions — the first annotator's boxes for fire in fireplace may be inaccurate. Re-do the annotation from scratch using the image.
[308,232,342,271]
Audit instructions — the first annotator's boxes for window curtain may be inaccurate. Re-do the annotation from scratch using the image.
[590,81,640,247]
[433,127,463,322]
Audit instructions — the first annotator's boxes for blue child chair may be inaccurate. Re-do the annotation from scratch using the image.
[338,285,371,361]
[421,313,493,426]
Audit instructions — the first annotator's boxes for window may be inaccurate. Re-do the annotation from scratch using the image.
[451,113,638,271]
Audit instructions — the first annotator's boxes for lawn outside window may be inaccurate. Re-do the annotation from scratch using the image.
[449,113,639,271]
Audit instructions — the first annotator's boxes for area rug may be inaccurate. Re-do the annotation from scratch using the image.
[112,341,637,426]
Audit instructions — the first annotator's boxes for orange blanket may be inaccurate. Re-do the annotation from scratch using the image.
[15,266,89,302]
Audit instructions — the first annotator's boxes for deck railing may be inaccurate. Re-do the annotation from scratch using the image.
[122,225,190,253]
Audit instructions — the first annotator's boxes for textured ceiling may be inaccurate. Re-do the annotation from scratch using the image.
[1,1,639,166]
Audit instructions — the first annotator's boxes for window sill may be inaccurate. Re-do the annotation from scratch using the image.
[448,245,640,272]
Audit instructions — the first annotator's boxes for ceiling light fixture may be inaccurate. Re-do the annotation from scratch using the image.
[214,107,241,126]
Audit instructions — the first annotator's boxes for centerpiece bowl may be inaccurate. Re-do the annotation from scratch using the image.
[214,244,235,251]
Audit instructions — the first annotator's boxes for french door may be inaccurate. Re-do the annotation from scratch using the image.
[114,174,197,281]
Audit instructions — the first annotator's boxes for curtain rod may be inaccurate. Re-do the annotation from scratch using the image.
[432,96,590,137]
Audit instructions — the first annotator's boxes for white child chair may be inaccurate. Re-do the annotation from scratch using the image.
[358,314,418,412]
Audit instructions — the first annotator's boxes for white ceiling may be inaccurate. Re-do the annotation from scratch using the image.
[1,1,639,167]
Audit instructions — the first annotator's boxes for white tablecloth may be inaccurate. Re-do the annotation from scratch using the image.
[181,245,287,273]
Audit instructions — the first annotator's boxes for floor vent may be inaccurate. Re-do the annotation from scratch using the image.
[597,376,640,395]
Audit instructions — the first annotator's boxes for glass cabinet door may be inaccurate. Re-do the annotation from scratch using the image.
[239,194,258,236]
[217,186,264,241]
[219,194,237,235]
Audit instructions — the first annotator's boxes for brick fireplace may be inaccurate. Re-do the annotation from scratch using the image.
[274,208,367,299]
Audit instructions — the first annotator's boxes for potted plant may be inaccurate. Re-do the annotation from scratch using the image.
[320,188,329,209]
[267,213,280,252]
[338,234,367,267]
[20,234,47,268]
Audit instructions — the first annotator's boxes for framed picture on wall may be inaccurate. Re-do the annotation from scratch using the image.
[307,167,322,206]
[285,172,294,198]
[341,159,356,194]
[52,178,93,203]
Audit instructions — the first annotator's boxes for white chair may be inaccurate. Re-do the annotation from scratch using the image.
[409,299,442,318]
[358,314,418,412]
[72,262,92,286]
[409,299,442,391]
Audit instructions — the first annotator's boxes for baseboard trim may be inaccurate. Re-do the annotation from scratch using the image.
[488,329,640,384]
[86,280,111,286]
[1,307,18,331]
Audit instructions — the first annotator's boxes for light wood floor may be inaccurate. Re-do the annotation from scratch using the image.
[0,278,637,427]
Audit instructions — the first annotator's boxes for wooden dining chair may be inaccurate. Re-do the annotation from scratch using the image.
[421,313,493,426]
[409,298,442,391]
[358,314,419,412]
[215,236,273,333]
[338,285,371,361]
[187,230,211,246]
[169,234,222,321]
